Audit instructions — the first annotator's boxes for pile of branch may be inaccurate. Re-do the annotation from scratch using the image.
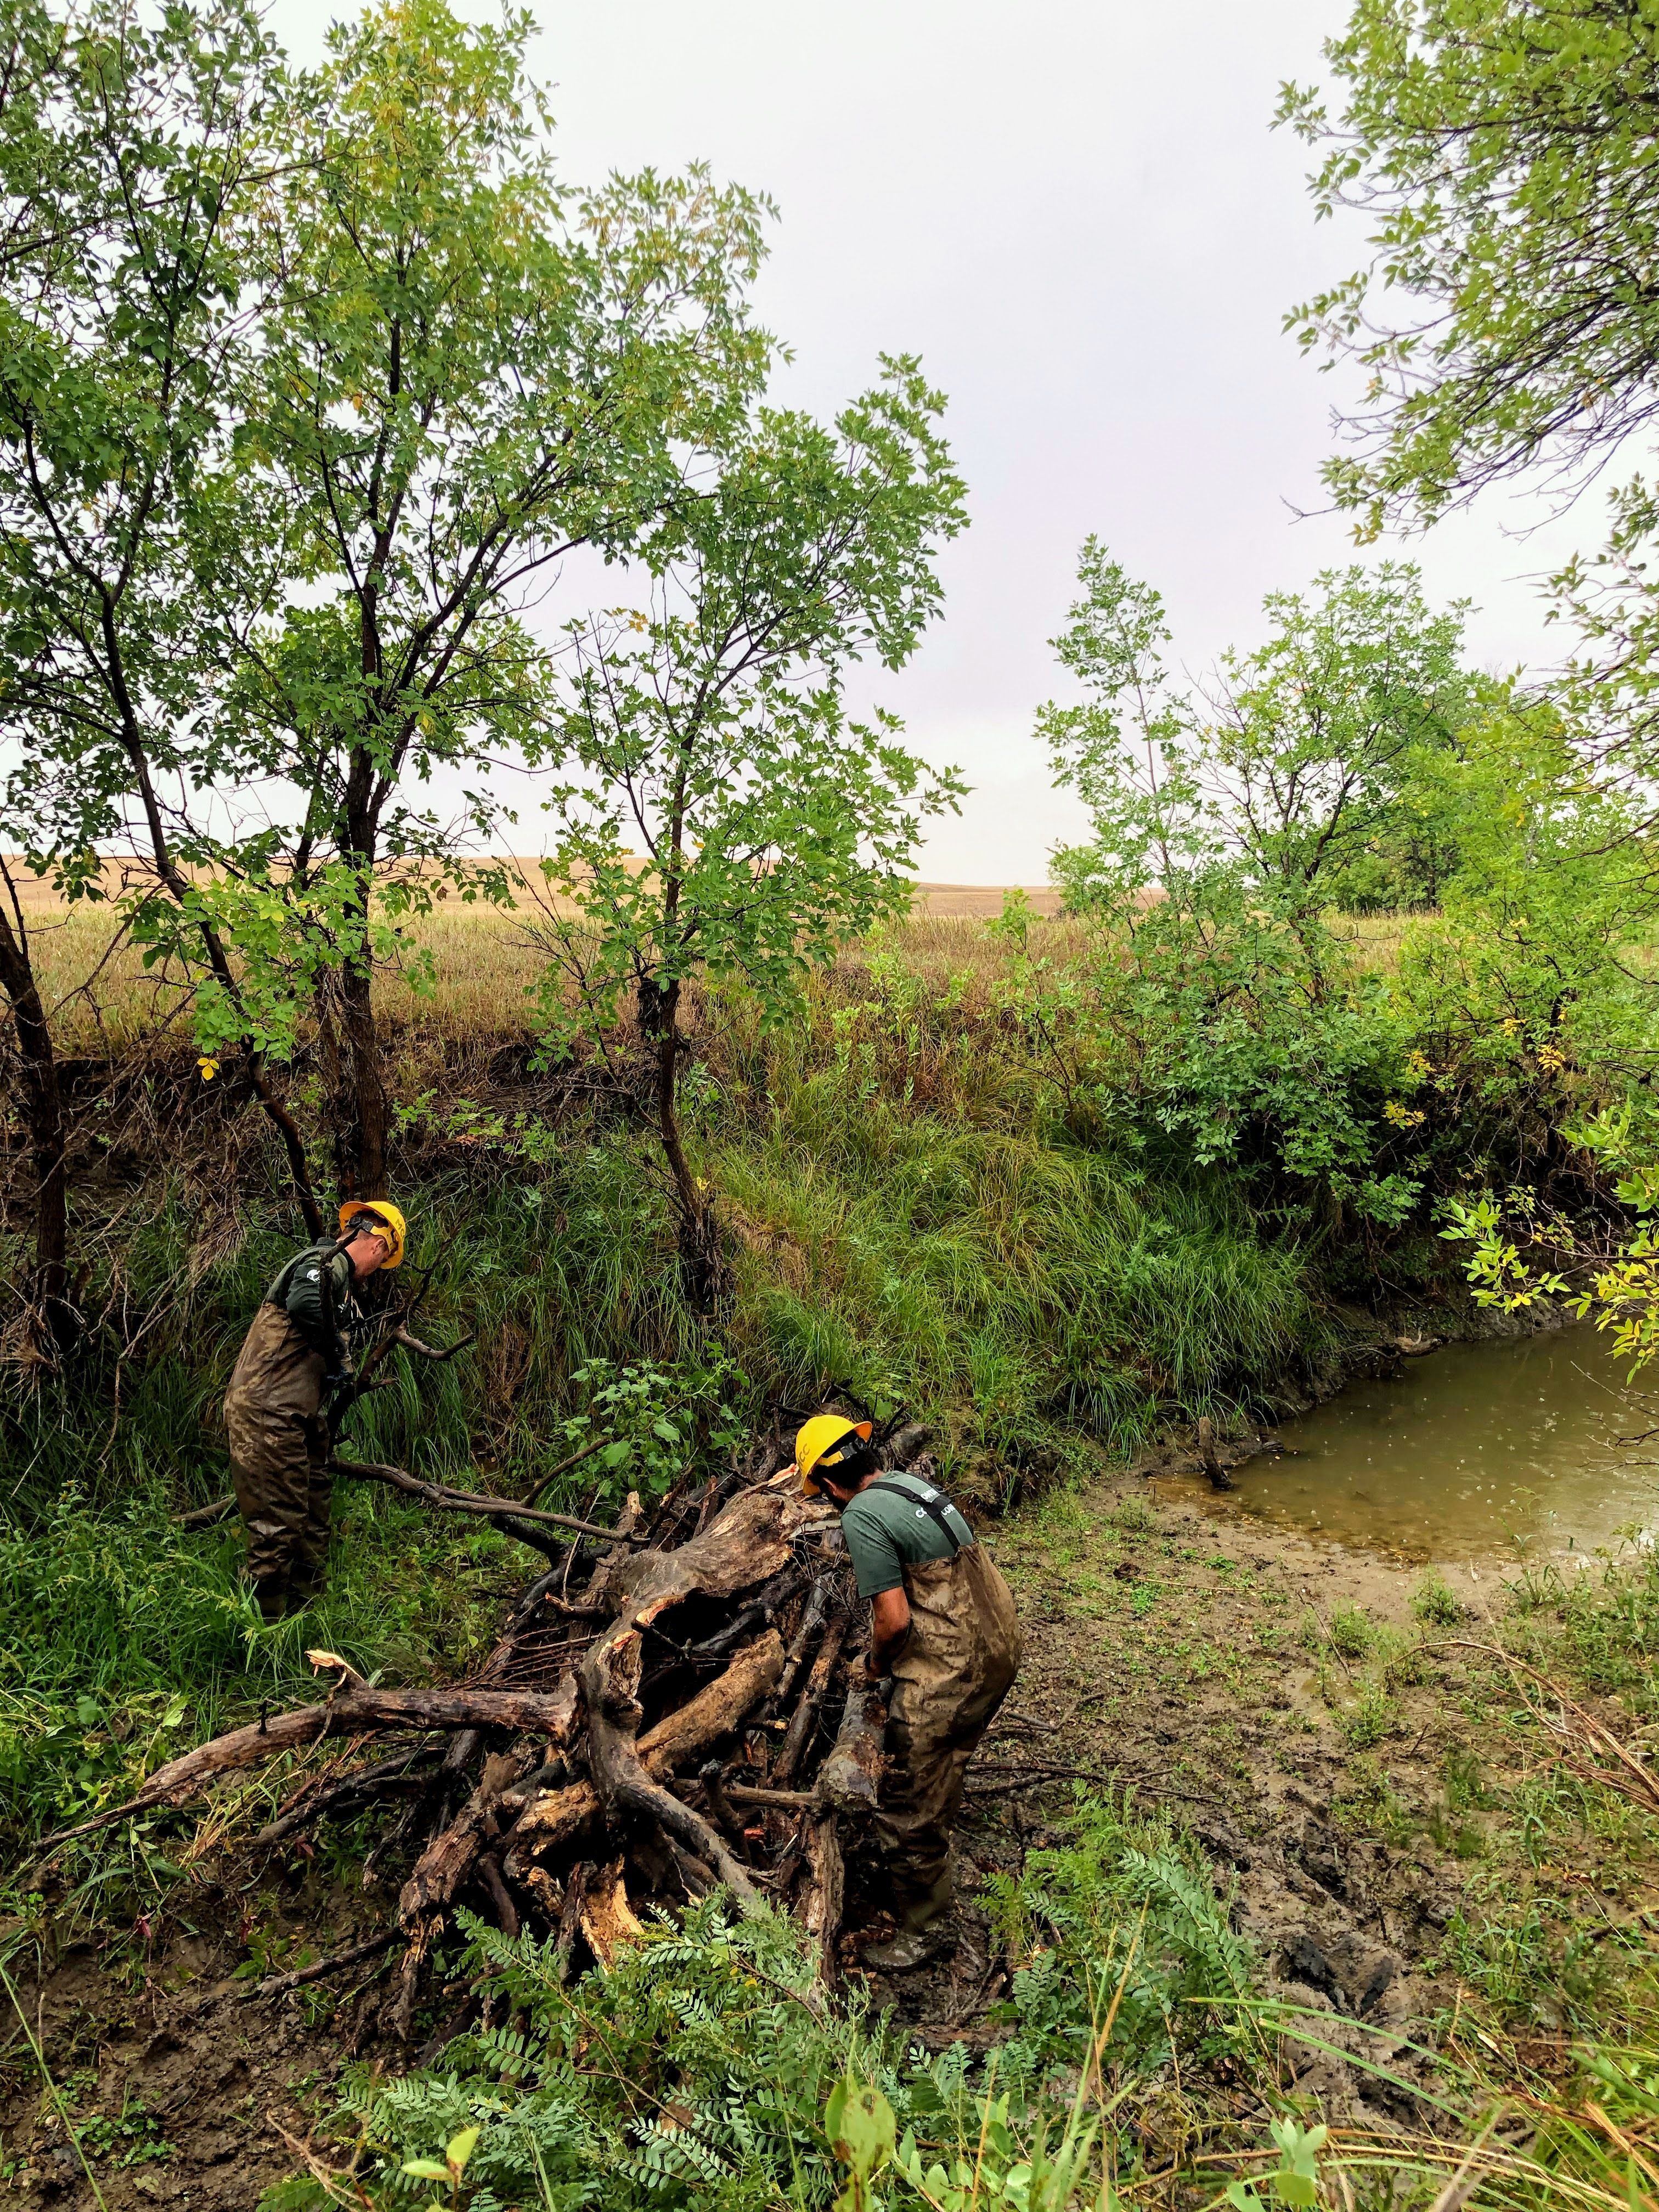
[40,1457,890,2038]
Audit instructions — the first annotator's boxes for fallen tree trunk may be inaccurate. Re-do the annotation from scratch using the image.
[33,1679,582,1859]
[817,1683,887,1815]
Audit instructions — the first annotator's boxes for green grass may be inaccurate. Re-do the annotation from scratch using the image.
[0,936,1338,1882]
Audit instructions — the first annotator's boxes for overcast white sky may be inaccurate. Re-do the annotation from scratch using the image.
[279,0,1598,881]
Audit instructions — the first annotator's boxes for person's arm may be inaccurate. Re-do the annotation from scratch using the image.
[865,1584,911,1680]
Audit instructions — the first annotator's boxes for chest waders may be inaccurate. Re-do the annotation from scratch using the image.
[223,1247,354,1618]
[864,1485,1023,1961]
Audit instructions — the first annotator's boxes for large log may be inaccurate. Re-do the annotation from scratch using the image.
[799,1814,845,1988]
[33,1680,582,1859]
[512,1632,784,1858]
[816,1683,887,1816]
[610,1482,833,1618]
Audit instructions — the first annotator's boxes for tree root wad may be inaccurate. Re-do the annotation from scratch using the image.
[50,1471,885,2040]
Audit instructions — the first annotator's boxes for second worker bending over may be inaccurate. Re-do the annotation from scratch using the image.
[794,1415,1022,1972]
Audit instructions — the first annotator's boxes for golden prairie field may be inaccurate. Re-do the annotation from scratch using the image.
[3,856,1425,1055]
[4,870,1070,1051]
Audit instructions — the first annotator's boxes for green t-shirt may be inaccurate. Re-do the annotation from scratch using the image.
[840,1471,975,1599]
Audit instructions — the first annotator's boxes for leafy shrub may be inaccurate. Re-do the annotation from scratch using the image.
[1327,1602,1374,1658]
[981,1792,1256,2090]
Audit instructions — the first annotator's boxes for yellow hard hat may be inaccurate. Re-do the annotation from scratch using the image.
[794,1414,873,1496]
[338,1199,407,1270]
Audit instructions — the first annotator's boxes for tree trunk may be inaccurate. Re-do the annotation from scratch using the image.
[337,934,388,1200]
[0,866,73,1354]
[644,978,717,1307]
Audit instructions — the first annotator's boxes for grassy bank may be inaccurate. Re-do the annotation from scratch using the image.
[0,909,1358,1869]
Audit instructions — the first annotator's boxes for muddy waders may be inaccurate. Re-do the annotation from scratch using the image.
[225,1302,334,1621]
[867,1539,1022,1969]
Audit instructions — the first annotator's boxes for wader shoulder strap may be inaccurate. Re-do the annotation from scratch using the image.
[865,1475,971,1555]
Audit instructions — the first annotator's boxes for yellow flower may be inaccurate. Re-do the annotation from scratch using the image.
[197,1056,219,1081]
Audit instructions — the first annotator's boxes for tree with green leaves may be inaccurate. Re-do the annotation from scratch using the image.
[1029,545,1475,1224]
[0,0,307,1356]
[176,0,773,1199]
[1280,0,1659,535]
[1043,543,1471,943]
[531,364,967,1295]
[0,0,776,1257]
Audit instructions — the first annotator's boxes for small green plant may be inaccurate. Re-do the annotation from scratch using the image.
[1412,1570,1462,1627]
[1225,2117,1329,2212]
[400,2124,479,2208]
[1327,1601,1374,1658]
[1107,1491,1157,1536]
[1337,1681,1397,1748]
[1333,1755,1410,1840]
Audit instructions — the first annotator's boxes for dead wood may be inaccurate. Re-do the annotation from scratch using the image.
[511,1630,785,1854]
[769,1581,831,1714]
[399,1745,546,1929]
[581,1609,770,1911]
[580,1858,644,1966]
[1196,1416,1234,1492]
[799,1815,845,1987]
[816,1683,887,1816]
[34,1681,583,1861]
[555,1861,592,1983]
[330,1457,648,1544]
[174,1493,238,1530]
[125,1458,891,1993]
[255,1743,443,1847]
[699,1759,748,1851]
[477,1854,520,1939]
[245,1931,396,2001]
[775,1603,850,1784]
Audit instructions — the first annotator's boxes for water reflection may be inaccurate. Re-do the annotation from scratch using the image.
[1214,1326,1659,1561]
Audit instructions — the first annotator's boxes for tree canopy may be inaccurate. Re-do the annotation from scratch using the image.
[1280,0,1659,534]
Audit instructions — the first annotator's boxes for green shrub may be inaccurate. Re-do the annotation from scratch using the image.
[261,1796,1261,2210]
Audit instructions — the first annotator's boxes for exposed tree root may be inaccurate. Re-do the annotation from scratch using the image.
[68,1457,895,2042]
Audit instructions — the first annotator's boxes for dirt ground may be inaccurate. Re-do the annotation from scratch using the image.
[0,1459,1619,2208]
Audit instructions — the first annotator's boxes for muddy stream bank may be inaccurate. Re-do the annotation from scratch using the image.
[9,1331,1659,2207]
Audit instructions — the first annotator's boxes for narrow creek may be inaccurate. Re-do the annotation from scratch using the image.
[1179,1325,1659,1563]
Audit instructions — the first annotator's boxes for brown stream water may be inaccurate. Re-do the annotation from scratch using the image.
[1205,1327,1659,1563]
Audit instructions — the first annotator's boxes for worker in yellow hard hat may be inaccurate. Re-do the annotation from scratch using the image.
[224,1201,405,1621]
[794,1412,1022,1971]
